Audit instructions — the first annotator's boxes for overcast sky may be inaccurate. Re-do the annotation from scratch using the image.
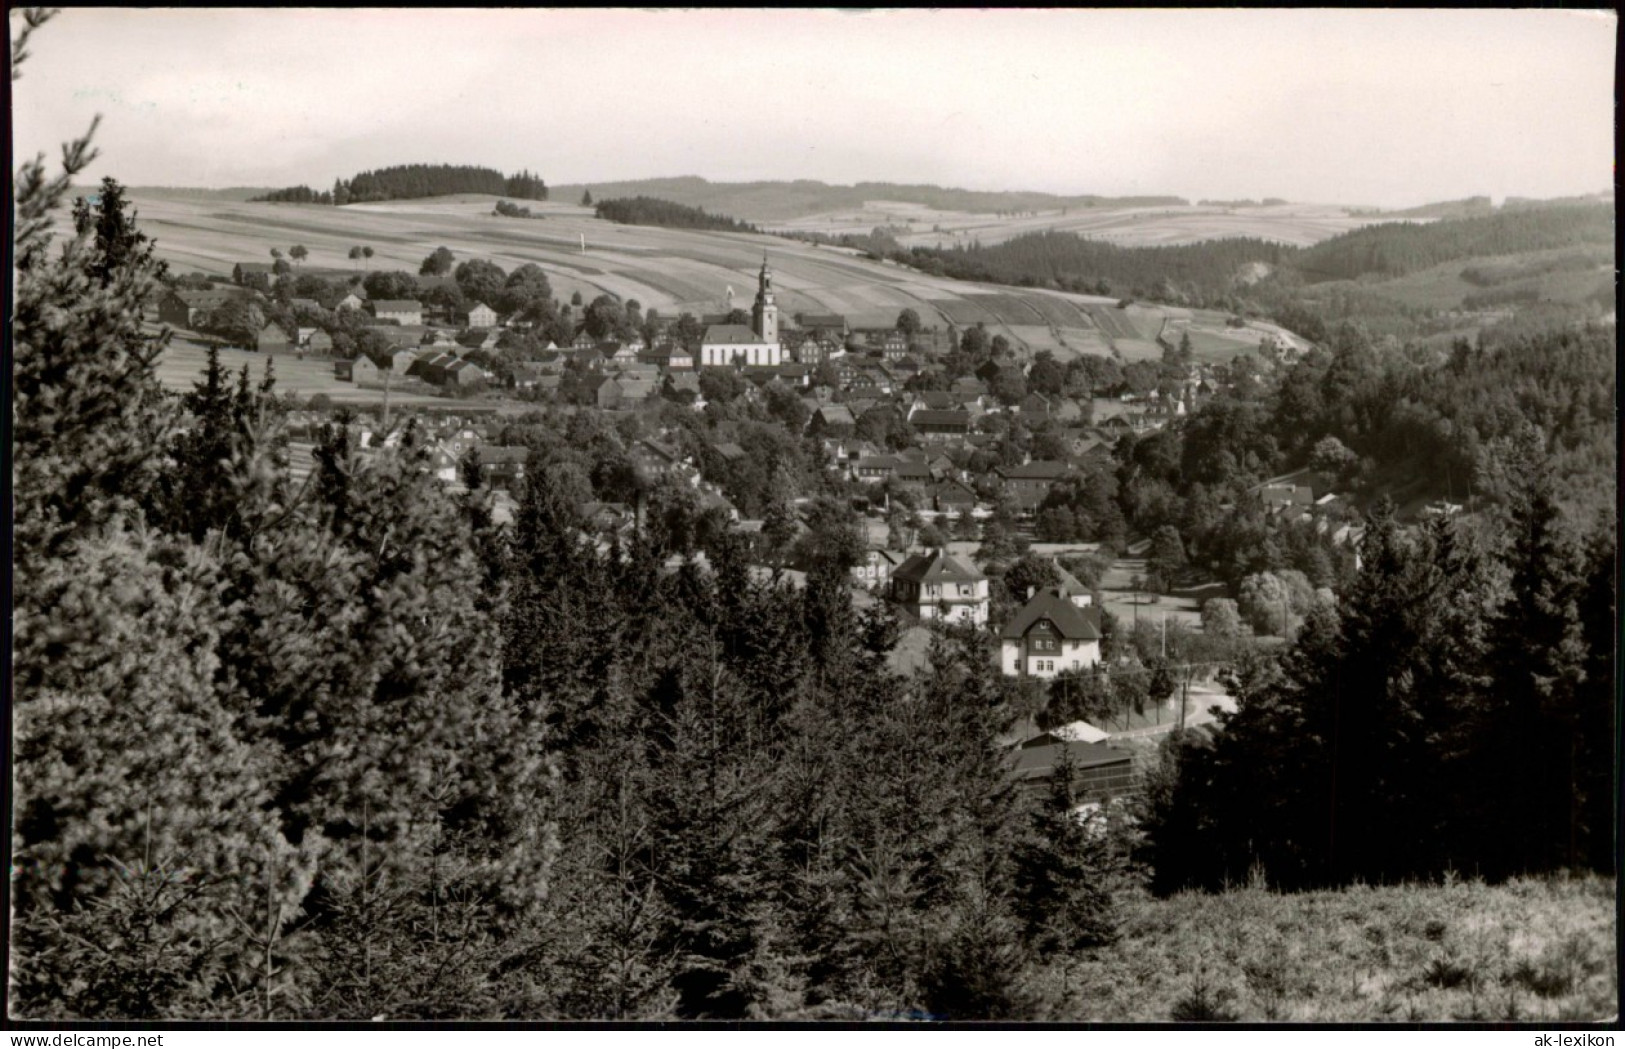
[10,8,1616,208]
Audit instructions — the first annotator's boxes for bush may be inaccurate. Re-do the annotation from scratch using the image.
[1170,971,1239,1022]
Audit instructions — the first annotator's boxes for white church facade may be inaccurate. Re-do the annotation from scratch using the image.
[700,256,783,368]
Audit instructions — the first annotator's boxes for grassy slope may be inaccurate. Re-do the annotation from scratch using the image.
[1046,875,1617,1023]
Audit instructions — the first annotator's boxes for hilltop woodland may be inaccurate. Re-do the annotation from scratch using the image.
[594,196,760,234]
[252,165,549,206]
[9,12,1618,1021]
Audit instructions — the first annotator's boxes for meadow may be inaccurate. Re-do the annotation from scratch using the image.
[1048,874,1617,1023]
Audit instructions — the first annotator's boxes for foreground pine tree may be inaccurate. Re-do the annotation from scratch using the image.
[11,12,555,1016]
[11,11,309,1016]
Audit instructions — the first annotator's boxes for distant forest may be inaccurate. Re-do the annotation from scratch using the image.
[251,184,334,205]
[594,196,758,233]
[337,165,549,204]
[253,165,550,205]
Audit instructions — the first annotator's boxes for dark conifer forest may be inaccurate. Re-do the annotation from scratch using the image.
[594,196,760,233]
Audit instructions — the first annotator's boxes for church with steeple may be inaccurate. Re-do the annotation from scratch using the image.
[699,255,782,368]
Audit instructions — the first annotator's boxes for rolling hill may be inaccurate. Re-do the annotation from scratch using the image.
[550,176,1186,223]
[120,191,1309,362]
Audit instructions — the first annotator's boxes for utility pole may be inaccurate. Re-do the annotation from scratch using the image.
[380,362,392,433]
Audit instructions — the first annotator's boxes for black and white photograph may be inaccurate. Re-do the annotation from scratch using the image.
[7,7,1619,1027]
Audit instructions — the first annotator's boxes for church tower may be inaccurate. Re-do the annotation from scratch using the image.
[752,254,779,346]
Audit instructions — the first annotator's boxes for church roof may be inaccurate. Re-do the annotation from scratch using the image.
[701,324,766,346]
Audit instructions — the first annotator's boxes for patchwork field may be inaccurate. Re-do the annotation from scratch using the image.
[767,199,1404,249]
[116,192,1301,361]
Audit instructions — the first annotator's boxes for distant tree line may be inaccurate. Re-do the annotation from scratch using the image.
[594,196,758,233]
[327,164,549,205]
[250,184,335,205]
[250,167,552,206]
[1195,198,1288,207]
[907,231,1295,301]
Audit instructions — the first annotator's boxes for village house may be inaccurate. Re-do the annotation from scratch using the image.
[408,351,486,388]
[335,354,383,384]
[601,341,640,367]
[889,456,935,494]
[642,344,694,370]
[596,374,655,411]
[256,323,292,353]
[157,288,247,329]
[663,371,703,404]
[908,390,959,416]
[389,346,422,374]
[811,404,856,432]
[852,455,898,483]
[798,332,846,366]
[631,437,686,479]
[476,446,529,490]
[889,549,989,625]
[512,364,543,391]
[932,478,980,516]
[1260,483,1315,517]
[458,329,502,353]
[850,548,908,588]
[911,409,973,442]
[334,291,365,313]
[464,302,499,329]
[997,460,1072,500]
[999,586,1103,679]
[370,299,424,326]
[371,325,432,351]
